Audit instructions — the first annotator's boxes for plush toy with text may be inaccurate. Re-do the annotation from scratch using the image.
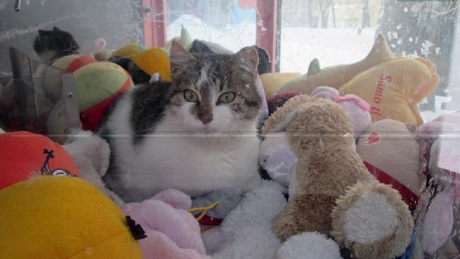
[277,34,439,127]
[262,95,414,259]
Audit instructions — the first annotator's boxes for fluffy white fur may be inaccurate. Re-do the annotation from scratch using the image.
[278,232,342,259]
[202,180,287,259]
[62,130,124,206]
[104,89,261,198]
[344,191,398,244]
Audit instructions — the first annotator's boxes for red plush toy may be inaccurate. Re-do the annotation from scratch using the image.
[0,131,79,190]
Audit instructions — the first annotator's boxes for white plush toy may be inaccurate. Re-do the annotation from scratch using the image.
[202,180,343,259]
[62,130,124,206]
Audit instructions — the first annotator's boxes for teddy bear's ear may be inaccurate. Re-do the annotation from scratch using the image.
[270,110,298,132]
[262,94,311,134]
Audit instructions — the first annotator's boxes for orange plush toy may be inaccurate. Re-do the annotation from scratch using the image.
[0,131,79,190]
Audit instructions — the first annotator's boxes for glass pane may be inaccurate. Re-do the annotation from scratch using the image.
[0,1,459,258]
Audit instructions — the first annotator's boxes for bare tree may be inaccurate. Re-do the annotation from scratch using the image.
[377,1,458,111]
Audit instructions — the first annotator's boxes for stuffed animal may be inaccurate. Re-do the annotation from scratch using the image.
[277,34,394,95]
[417,111,460,186]
[415,111,460,255]
[310,86,372,140]
[43,54,98,103]
[202,180,287,258]
[276,34,439,127]
[0,130,209,259]
[262,96,414,259]
[202,179,344,259]
[110,47,171,84]
[260,73,302,100]
[0,131,79,190]
[0,176,144,259]
[260,91,370,190]
[62,129,124,206]
[357,119,424,211]
[124,189,209,259]
[46,61,134,142]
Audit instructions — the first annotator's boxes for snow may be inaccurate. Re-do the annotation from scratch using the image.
[167,14,454,120]
[167,14,376,72]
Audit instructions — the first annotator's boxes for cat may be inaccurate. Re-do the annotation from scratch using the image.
[99,41,263,216]
[33,26,80,64]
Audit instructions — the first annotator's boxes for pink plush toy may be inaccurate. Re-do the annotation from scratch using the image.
[122,189,209,259]
[416,111,460,254]
[310,86,372,140]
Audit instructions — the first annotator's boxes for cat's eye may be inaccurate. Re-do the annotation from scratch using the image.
[218,92,236,104]
[183,90,199,102]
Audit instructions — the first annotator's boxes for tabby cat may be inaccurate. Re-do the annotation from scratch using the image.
[100,41,263,214]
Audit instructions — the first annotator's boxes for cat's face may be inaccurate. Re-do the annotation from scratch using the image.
[33,26,80,62]
[167,41,262,133]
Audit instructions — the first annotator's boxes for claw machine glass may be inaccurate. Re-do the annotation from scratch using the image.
[0,0,460,258]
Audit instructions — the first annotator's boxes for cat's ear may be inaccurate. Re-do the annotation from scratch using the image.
[232,46,259,74]
[53,26,61,31]
[169,40,196,73]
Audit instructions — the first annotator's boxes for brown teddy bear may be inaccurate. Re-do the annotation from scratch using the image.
[262,96,415,258]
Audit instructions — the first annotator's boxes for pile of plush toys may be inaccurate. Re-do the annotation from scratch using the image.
[1,27,459,259]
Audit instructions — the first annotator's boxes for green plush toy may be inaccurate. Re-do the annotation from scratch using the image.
[44,54,98,103]
[47,61,133,142]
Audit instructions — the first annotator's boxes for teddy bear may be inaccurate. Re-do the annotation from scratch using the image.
[275,34,439,127]
[261,95,414,259]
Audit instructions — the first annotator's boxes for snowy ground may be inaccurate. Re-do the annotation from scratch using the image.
[167,14,453,121]
[167,15,376,72]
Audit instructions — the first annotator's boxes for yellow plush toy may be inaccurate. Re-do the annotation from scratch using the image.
[339,57,438,126]
[259,72,301,99]
[277,34,394,95]
[276,34,439,126]
[0,176,143,259]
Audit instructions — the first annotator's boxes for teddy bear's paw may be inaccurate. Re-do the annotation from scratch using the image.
[277,232,342,259]
[331,181,413,259]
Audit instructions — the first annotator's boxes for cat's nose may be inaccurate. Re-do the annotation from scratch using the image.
[200,115,213,125]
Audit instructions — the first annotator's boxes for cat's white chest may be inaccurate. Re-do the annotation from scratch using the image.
[133,135,259,196]
[118,118,261,197]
